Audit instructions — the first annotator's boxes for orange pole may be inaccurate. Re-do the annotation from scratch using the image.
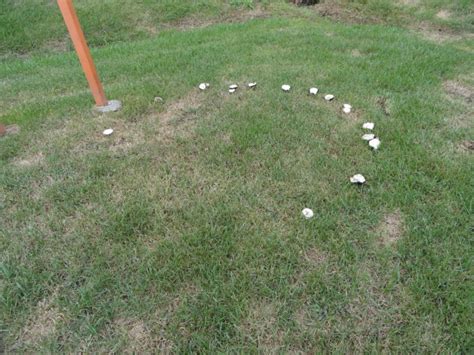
[57,0,108,106]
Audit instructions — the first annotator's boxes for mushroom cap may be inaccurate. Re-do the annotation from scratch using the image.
[103,128,114,136]
[362,122,375,130]
[350,174,366,184]
[302,208,314,219]
[369,138,381,150]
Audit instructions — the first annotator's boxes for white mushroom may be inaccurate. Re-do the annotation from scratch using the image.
[369,138,381,150]
[309,87,319,95]
[343,107,351,114]
[343,104,352,109]
[281,84,291,92]
[102,128,114,136]
[302,208,314,219]
[362,133,375,141]
[362,122,375,130]
[229,84,238,90]
[350,174,366,184]
[324,94,335,101]
[248,82,257,88]
[229,88,236,94]
[198,83,207,90]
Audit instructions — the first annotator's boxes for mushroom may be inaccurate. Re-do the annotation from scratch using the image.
[281,84,291,92]
[302,208,314,219]
[350,174,366,184]
[362,122,375,130]
[309,87,319,95]
[369,138,381,150]
[362,133,375,141]
[324,94,335,101]
[102,128,114,136]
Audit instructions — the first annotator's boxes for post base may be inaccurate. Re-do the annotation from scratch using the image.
[96,100,122,113]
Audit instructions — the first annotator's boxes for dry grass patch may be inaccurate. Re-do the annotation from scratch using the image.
[303,246,328,266]
[447,113,473,129]
[444,80,473,103]
[436,10,451,20]
[240,300,284,351]
[15,291,64,349]
[351,49,363,57]
[415,23,474,43]
[376,210,404,247]
[376,96,392,116]
[168,6,269,32]
[13,152,44,168]
[310,2,378,25]
[458,140,474,153]
[340,264,405,351]
[113,318,169,353]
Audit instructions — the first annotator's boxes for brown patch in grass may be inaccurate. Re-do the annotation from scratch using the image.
[311,2,381,25]
[114,318,173,353]
[340,264,405,352]
[459,140,474,152]
[157,90,205,140]
[436,10,451,20]
[13,152,44,167]
[377,96,391,116]
[168,6,269,32]
[303,246,327,266]
[447,113,473,129]
[398,0,419,5]
[351,49,362,57]
[444,80,473,103]
[16,292,63,348]
[240,301,284,351]
[1,124,20,137]
[377,210,404,247]
[415,22,474,43]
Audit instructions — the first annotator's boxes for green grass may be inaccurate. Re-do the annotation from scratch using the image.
[0,0,266,56]
[1,0,473,57]
[1,1,473,353]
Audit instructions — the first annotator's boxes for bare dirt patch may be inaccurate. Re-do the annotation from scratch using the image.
[444,80,473,103]
[377,210,404,247]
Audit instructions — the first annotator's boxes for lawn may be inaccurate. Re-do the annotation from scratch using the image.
[1,0,473,352]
